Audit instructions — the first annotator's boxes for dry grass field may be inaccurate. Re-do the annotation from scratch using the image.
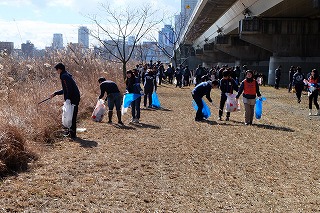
[0,84,319,212]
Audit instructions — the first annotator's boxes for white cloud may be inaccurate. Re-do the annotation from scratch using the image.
[0,19,79,49]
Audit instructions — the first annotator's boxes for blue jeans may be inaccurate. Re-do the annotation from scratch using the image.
[131,97,141,119]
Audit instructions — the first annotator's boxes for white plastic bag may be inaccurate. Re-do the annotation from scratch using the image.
[62,99,74,128]
[225,93,240,112]
[92,99,106,122]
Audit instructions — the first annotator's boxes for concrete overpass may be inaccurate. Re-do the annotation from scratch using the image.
[178,0,320,85]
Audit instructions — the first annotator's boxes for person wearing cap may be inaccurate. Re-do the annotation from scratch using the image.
[236,70,262,125]
[98,77,123,125]
[218,70,238,121]
[50,62,80,139]
[192,80,219,121]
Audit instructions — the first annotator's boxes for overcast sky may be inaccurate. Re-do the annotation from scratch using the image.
[0,0,180,49]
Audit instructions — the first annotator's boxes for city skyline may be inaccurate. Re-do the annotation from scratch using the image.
[0,0,180,49]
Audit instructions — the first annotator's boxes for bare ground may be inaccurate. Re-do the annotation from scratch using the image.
[0,84,319,212]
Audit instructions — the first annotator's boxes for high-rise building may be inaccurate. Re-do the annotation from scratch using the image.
[158,25,174,48]
[78,26,89,48]
[21,40,34,58]
[52,33,63,49]
[128,35,135,46]
[181,0,198,22]
[0,42,14,55]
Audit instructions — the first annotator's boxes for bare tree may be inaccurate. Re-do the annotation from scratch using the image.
[90,4,162,79]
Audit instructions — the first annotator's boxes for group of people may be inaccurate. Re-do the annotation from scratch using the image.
[49,61,319,139]
[192,68,262,125]
[288,66,320,116]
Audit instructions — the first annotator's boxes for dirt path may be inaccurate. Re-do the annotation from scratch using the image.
[0,84,319,212]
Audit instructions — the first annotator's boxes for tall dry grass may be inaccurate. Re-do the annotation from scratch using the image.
[0,47,132,176]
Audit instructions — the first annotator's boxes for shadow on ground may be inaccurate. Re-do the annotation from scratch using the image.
[73,137,98,148]
[129,122,161,129]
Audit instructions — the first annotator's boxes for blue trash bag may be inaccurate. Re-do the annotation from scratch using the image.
[192,99,211,119]
[255,97,266,119]
[152,91,161,108]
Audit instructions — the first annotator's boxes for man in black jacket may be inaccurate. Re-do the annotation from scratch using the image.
[98,77,123,125]
[51,63,80,138]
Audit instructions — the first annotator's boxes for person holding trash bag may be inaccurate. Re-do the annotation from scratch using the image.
[236,70,262,125]
[218,70,238,121]
[192,80,219,121]
[292,66,305,103]
[50,63,80,139]
[306,69,320,116]
[125,70,143,123]
[98,77,123,125]
[143,67,156,108]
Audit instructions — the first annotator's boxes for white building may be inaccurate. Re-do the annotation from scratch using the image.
[52,33,63,49]
[78,26,89,48]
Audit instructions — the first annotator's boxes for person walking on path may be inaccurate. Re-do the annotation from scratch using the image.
[192,80,219,121]
[288,66,295,92]
[143,68,156,108]
[98,77,123,125]
[274,65,282,89]
[50,63,80,139]
[125,70,143,123]
[236,70,262,125]
[292,66,305,103]
[306,69,320,116]
[218,70,239,121]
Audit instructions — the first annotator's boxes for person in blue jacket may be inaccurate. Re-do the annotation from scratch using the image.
[50,63,80,139]
[219,70,239,121]
[192,80,219,121]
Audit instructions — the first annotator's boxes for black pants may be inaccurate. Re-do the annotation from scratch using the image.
[70,105,78,137]
[193,94,203,120]
[295,84,304,101]
[144,89,153,107]
[275,78,280,89]
[219,95,230,117]
[309,90,319,110]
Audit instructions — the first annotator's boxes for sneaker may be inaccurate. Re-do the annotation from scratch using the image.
[226,117,230,121]
[134,119,139,123]
[309,110,312,116]
[218,116,222,121]
[298,99,301,103]
[107,120,112,124]
[118,121,124,125]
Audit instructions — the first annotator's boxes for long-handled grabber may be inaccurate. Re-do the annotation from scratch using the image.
[38,97,51,105]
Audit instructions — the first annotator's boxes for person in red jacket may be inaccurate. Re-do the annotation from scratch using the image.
[306,69,320,116]
[236,70,262,125]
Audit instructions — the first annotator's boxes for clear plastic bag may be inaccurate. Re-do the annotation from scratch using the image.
[91,99,106,122]
[62,99,74,128]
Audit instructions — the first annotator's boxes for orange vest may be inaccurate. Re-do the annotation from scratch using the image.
[243,79,256,95]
